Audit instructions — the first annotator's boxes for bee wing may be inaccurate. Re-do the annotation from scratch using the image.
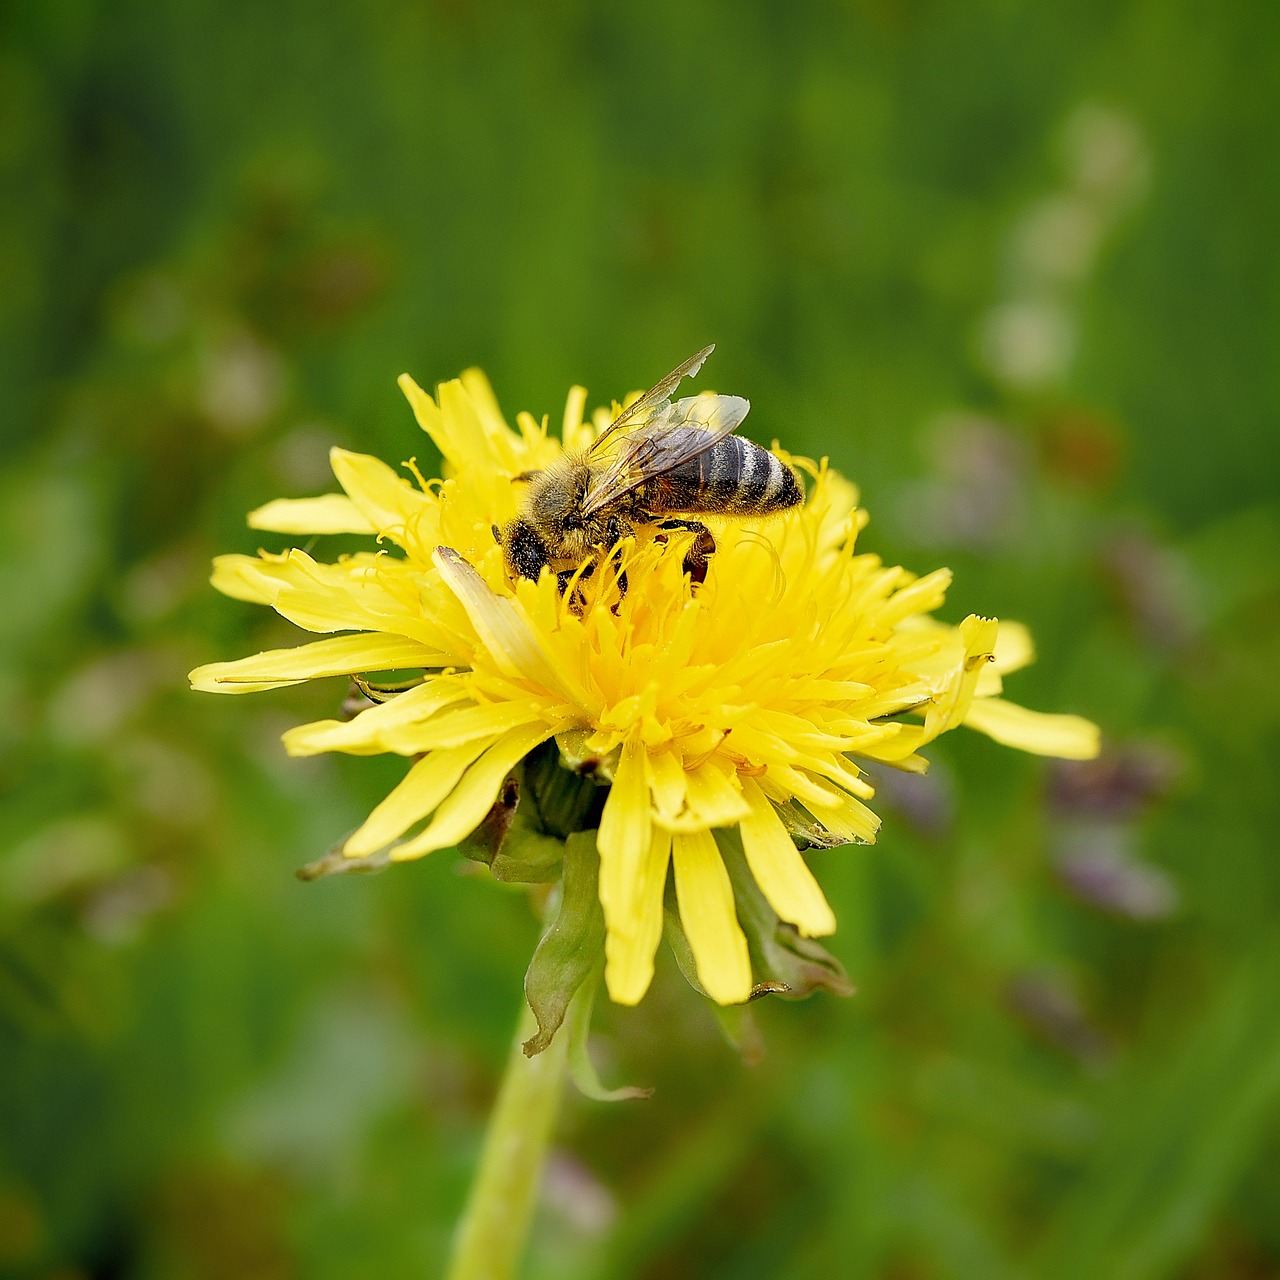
[588,344,716,457]
[581,392,750,517]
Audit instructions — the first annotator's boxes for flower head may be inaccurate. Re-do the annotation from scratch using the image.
[191,359,1098,1007]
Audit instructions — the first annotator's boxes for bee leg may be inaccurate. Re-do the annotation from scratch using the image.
[658,519,716,587]
[555,560,597,613]
[511,469,542,483]
[684,528,716,587]
[556,564,590,595]
[605,553,629,612]
[599,515,633,609]
[502,518,550,582]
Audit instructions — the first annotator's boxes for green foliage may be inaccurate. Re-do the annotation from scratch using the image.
[2,1,1278,1276]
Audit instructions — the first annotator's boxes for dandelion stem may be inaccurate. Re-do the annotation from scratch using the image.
[446,997,569,1280]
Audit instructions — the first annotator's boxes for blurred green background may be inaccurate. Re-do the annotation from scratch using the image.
[3,2,1279,1276]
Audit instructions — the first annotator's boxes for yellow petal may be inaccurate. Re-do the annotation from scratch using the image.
[759,761,846,813]
[672,829,752,1005]
[329,448,435,543]
[738,777,836,937]
[964,697,1100,759]
[562,384,592,455]
[992,621,1034,674]
[805,795,882,844]
[880,568,953,627]
[209,549,445,646]
[596,738,652,921]
[654,758,751,833]
[345,739,497,855]
[247,494,376,535]
[209,549,385,605]
[282,681,470,756]
[976,620,1037,696]
[397,373,448,448]
[460,368,527,472]
[974,666,1004,698]
[268,589,445,648]
[210,553,287,604]
[189,634,439,694]
[458,367,509,437]
[438,379,507,473]
[923,614,998,740]
[399,700,546,752]
[647,748,688,826]
[604,827,671,1006]
[399,374,495,475]
[390,720,554,860]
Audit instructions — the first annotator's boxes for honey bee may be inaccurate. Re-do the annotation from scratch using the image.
[497,345,802,593]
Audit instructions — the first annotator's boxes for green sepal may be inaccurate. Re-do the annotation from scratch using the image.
[487,813,566,883]
[661,899,708,998]
[459,776,565,884]
[718,829,855,1000]
[522,830,606,1056]
[456,773,521,867]
[662,903,769,1058]
[565,970,652,1102]
[523,739,605,839]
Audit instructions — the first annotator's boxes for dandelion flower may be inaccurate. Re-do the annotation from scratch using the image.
[191,357,1099,1009]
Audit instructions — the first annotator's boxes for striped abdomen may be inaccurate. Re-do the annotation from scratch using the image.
[646,432,802,516]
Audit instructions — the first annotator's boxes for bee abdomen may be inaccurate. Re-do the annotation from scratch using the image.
[657,434,801,515]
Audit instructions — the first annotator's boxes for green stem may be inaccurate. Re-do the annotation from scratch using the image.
[446,998,570,1280]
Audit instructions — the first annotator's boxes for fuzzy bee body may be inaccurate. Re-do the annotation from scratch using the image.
[499,346,803,593]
